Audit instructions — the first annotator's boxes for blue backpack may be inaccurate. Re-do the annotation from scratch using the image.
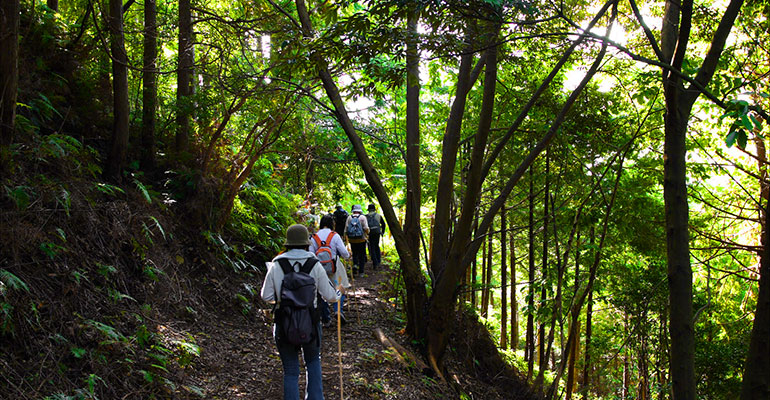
[275,258,319,346]
[347,216,364,239]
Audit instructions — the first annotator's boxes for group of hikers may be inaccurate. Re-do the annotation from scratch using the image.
[260,203,387,400]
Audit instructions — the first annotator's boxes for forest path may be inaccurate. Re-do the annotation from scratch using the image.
[173,261,453,399]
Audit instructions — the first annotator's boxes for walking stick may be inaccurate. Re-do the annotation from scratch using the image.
[337,299,343,400]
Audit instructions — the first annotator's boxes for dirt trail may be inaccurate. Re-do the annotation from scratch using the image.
[173,263,454,399]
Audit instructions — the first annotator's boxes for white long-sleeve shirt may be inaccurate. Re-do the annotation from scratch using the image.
[309,229,352,289]
[309,228,350,260]
[261,249,340,307]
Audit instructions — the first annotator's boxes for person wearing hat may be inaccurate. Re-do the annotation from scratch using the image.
[366,204,386,270]
[261,224,340,400]
[345,204,370,275]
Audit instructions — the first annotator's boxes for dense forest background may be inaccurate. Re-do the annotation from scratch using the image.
[1,0,768,398]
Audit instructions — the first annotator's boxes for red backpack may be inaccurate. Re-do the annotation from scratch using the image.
[312,231,336,275]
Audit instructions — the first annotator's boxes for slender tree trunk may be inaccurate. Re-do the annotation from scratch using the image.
[429,47,474,279]
[581,226,595,400]
[293,0,429,347]
[639,318,650,400]
[404,3,421,268]
[104,0,130,181]
[481,236,489,317]
[566,230,581,398]
[536,153,550,388]
[623,314,630,400]
[511,228,519,350]
[47,0,58,12]
[1,0,20,172]
[486,229,494,312]
[141,0,157,171]
[526,162,536,379]
[501,207,508,349]
[176,0,194,153]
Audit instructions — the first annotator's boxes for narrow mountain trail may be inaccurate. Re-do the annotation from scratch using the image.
[170,263,457,399]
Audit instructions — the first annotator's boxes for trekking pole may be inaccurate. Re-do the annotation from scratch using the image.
[337,298,343,400]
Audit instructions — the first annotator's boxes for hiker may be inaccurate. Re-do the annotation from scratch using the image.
[366,204,387,270]
[345,204,369,275]
[309,214,351,324]
[332,204,348,238]
[261,224,341,400]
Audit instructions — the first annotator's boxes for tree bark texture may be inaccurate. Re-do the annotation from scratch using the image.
[501,207,508,349]
[536,153,550,388]
[141,0,157,170]
[740,194,770,398]
[658,0,744,396]
[526,163,536,378]
[1,0,20,170]
[176,0,194,153]
[510,229,519,350]
[404,4,422,266]
[104,0,130,181]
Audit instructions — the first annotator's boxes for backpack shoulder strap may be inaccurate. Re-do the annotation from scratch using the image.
[300,257,317,274]
[326,231,336,243]
[277,258,293,274]
[312,234,322,248]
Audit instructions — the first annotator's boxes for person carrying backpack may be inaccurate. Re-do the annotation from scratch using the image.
[309,214,351,324]
[345,204,369,275]
[332,204,348,238]
[366,204,387,270]
[261,224,340,400]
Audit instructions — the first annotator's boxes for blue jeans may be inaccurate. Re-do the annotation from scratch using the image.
[321,281,345,322]
[275,324,324,400]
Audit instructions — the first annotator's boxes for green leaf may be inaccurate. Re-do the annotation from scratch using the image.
[0,270,30,292]
[750,114,762,131]
[70,347,87,358]
[134,179,151,203]
[737,129,748,149]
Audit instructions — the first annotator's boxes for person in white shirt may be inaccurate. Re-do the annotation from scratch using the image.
[310,214,351,323]
[261,224,340,400]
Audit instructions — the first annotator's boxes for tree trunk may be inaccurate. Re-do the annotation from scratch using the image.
[566,230,581,399]
[511,227,519,350]
[404,3,421,268]
[501,207,508,349]
[481,235,489,317]
[104,0,130,181]
[582,289,593,399]
[659,0,744,397]
[47,0,58,12]
[740,190,770,398]
[1,0,20,172]
[536,153,550,388]
[141,0,157,171]
[526,162,536,379]
[176,0,194,153]
[581,226,595,400]
[293,0,429,347]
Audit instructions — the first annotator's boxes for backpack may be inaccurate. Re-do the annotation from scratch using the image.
[347,215,364,239]
[333,209,348,233]
[275,258,320,346]
[312,231,337,275]
[366,212,381,233]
